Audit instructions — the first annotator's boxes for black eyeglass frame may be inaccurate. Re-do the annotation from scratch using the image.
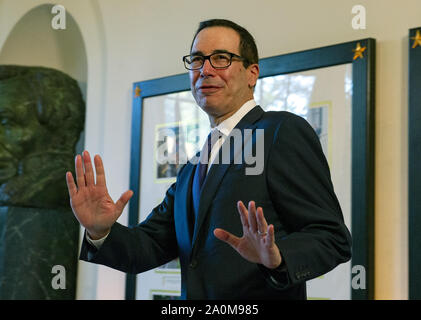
[182,52,248,70]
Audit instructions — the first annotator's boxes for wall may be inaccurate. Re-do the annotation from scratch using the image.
[1,0,417,299]
[0,5,87,88]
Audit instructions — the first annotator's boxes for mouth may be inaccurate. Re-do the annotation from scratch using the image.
[197,85,223,94]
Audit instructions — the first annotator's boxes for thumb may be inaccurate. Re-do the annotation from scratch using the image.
[214,228,240,249]
[115,190,134,216]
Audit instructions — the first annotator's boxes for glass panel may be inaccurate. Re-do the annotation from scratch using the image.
[255,63,353,300]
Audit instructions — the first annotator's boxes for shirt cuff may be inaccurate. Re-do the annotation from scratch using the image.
[85,230,109,249]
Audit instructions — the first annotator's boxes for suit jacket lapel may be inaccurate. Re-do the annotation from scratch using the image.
[174,161,195,255]
[191,105,265,247]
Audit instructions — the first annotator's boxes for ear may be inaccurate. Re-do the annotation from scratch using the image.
[247,63,260,88]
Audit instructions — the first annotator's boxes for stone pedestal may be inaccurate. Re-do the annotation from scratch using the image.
[0,206,79,299]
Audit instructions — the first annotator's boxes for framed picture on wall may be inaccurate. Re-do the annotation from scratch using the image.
[408,26,421,300]
[127,38,376,300]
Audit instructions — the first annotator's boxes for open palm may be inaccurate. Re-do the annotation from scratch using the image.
[214,201,282,269]
[66,151,133,240]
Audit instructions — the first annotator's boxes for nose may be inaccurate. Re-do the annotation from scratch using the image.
[200,58,215,77]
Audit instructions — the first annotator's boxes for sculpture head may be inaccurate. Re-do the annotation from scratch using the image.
[0,65,85,208]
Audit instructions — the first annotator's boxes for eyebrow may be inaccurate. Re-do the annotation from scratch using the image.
[190,49,232,56]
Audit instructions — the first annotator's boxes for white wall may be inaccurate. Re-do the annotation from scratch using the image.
[1,0,418,299]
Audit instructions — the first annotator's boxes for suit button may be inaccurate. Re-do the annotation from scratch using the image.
[189,259,197,268]
[295,272,303,280]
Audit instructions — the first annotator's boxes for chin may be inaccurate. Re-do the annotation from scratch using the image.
[199,102,222,116]
[195,94,230,117]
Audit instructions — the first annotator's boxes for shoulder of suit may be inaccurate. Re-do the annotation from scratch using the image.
[258,107,308,127]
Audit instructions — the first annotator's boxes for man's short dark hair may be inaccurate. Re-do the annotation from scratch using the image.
[190,19,259,68]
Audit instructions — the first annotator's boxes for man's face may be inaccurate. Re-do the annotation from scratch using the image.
[0,79,40,184]
[189,26,258,120]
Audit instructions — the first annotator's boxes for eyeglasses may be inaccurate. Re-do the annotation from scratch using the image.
[182,52,247,70]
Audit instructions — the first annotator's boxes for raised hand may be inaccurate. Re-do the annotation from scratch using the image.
[213,201,282,269]
[66,151,133,240]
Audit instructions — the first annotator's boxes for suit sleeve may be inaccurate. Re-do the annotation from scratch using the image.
[79,180,179,274]
[262,113,352,289]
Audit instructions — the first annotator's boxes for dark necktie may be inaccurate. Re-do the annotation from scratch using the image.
[191,129,222,233]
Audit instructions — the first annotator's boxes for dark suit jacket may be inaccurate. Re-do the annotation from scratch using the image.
[80,106,352,300]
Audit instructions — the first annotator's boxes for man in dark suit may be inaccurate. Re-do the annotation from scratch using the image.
[66,19,352,299]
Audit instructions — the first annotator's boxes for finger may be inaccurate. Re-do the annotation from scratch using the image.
[213,228,240,249]
[83,151,95,187]
[237,201,249,230]
[94,154,107,187]
[247,201,258,233]
[256,206,268,235]
[266,224,276,247]
[115,190,134,217]
[66,171,77,198]
[75,154,86,188]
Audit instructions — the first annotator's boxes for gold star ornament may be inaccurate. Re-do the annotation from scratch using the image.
[134,85,141,97]
[353,42,367,60]
[411,29,421,49]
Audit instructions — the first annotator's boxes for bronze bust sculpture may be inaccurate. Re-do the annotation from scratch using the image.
[0,65,85,208]
[0,65,85,299]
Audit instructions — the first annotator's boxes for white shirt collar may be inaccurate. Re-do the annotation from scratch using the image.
[213,99,257,137]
